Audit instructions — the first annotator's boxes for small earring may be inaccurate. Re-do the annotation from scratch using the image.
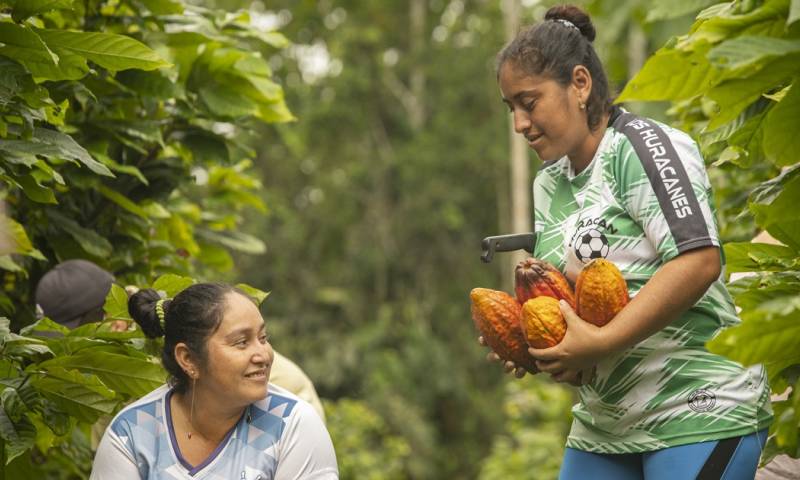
[579,102,586,110]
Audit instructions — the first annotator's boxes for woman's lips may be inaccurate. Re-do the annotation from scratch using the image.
[526,133,543,148]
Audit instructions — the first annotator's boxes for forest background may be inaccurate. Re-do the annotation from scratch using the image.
[1,0,799,478]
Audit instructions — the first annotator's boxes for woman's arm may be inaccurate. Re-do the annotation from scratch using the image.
[530,246,721,381]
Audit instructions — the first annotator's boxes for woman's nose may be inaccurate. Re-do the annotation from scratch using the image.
[513,110,530,134]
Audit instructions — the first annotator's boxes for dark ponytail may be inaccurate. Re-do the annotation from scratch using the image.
[496,4,613,131]
[128,288,166,339]
[128,283,250,394]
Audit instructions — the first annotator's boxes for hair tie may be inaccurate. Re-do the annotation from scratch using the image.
[155,299,166,328]
[552,18,579,32]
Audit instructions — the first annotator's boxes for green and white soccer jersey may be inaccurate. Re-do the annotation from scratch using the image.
[532,112,772,453]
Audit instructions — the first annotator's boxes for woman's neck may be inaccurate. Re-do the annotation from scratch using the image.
[569,112,611,174]
[173,387,245,444]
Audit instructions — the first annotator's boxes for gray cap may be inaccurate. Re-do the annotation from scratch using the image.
[35,259,114,327]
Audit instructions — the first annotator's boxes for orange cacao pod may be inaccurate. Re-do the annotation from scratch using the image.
[514,257,576,308]
[521,296,567,348]
[470,288,538,374]
[575,258,629,327]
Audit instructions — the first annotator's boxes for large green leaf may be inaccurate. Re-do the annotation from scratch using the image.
[10,0,74,22]
[235,283,270,305]
[707,311,800,366]
[708,36,800,75]
[34,28,170,72]
[137,0,183,15]
[617,45,720,102]
[13,174,56,204]
[0,217,45,260]
[30,366,116,423]
[763,80,800,166]
[749,170,800,249]
[39,351,163,397]
[1,126,113,176]
[0,23,59,79]
[687,0,791,47]
[724,241,798,272]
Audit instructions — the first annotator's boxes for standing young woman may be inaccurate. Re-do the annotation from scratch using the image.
[90,283,338,479]
[492,5,772,479]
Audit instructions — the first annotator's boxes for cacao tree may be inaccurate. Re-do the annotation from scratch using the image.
[617,0,800,460]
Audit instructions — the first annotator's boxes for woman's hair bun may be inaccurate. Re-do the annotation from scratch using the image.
[128,288,166,339]
[545,4,596,42]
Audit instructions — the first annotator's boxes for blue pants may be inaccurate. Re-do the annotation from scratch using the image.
[559,430,768,480]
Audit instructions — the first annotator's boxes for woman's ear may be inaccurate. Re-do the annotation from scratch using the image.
[571,65,593,105]
[174,342,199,378]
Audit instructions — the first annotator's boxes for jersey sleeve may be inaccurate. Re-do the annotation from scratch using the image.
[613,116,720,262]
[274,401,339,480]
[89,426,141,480]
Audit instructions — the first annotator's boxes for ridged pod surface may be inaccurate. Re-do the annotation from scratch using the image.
[521,296,566,348]
[515,257,576,308]
[470,288,538,374]
[575,258,629,327]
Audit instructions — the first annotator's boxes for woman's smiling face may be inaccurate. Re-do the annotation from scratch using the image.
[198,292,273,407]
[498,61,589,163]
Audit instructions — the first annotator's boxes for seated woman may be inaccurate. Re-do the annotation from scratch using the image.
[90,283,338,479]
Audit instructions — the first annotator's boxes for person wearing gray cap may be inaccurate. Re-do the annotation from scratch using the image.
[35,259,127,331]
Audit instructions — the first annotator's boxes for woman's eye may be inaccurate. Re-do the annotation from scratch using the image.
[524,102,535,112]
[235,339,247,347]
[259,334,269,344]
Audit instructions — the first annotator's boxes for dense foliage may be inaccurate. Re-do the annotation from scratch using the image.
[618,0,800,460]
[0,0,290,475]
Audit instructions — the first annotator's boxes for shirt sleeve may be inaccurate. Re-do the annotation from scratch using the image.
[89,427,142,480]
[613,118,720,262]
[274,401,339,480]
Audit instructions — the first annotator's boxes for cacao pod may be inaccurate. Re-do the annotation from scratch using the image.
[575,258,629,327]
[521,296,567,348]
[470,288,538,374]
[514,257,576,308]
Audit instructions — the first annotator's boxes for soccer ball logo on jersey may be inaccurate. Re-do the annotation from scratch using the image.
[574,229,609,262]
[564,217,617,282]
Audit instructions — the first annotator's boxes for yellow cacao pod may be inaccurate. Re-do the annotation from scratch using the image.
[470,288,538,374]
[521,296,567,348]
[575,258,629,327]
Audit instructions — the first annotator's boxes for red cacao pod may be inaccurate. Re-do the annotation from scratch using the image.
[514,257,576,308]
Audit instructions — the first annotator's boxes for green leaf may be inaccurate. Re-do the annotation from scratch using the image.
[30,366,116,423]
[10,0,75,22]
[644,0,718,22]
[137,0,183,15]
[235,283,270,305]
[1,127,114,177]
[0,407,36,464]
[46,210,113,257]
[20,317,69,337]
[749,169,800,249]
[197,229,266,254]
[617,45,720,102]
[790,0,800,25]
[763,81,800,166]
[0,217,45,260]
[686,0,791,47]
[34,28,170,72]
[706,56,797,129]
[14,174,56,204]
[96,184,149,218]
[103,284,131,322]
[707,311,800,366]
[39,352,163,397]
[0,23,59,80]
[152,274,194,297]
[724,242,798,272]
[708,37,800,75]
